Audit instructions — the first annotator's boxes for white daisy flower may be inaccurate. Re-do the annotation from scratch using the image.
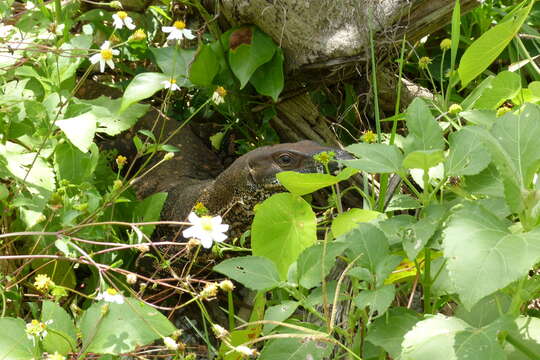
[162,20,196,41]
[25,1,35,10]
[89,41,120,73]
[96,288,125,304]
[182,212,229,249]
[211,86,227,105]
[162,78,180,91]
[112,11,135,30]
[25,319,53,340]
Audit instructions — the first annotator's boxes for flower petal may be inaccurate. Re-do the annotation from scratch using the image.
[101,41,111,49]
[200,237,213,248]
[182,29,196,40]
[89,53,100,64]
[187,212,200,224]
[182,225,198,239]
[212,232,227,243]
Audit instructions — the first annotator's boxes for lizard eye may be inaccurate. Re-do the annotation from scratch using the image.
[277,153,294,166]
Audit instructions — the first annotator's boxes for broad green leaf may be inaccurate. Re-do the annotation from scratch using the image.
[366,308,421,358]
[401,314,469,360]
[445,129,491,176]
[0,318,35,360]
[453,322,506,360]
[149,47,195,86]
[465,104,540,213]
[460,109,497,128]
[464,164,504,198]
[505,316,540,359]
[458,2,532,87]
[296,242,348,289]
[402,205,446,260]
[259,336,333,360]
[403,98,444,155]
[455,293,511,327]
[385,194,421,211]
[252,193,317,279]
[474,71,522,109]
[331,208,384,238]
[132,192,167,237]
[376,215,416,246]
[461,76,494,110]
[79,298,175,354]
[277,167,357,196]
[189,43,219,86]
[56,111,97,153]
[54,142,99,184]
[338,223,389,272]
[354,285,395,318]
[344,143,403,173]
[228,26,277,88]
[78,96,149,136]
[213,256,281,291]
[442,202,540,310]
[375,254,403,287]
[263,301,299,335]
[431,256,458,296]
[41,301,77,354]
[403,150,445,171]
[249,48,284,101]
[120,72,169,112]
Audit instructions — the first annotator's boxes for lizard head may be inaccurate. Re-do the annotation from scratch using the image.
[245,140,352,189]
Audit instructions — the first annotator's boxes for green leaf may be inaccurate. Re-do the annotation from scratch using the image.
[263,301,299,335]
[344,143,403,173]
[41,301,77,354]
[79,298,175,354]
[338,223,389,272]
[403,98,444,155]
[331,208,384,238]
[453,322,506,360]
[259,336,333,360]
[474,71,522,109]
[401,314,469,360]
[458,3,532,88]
[228,26,277,88]
[276,167,357,196]
[455,293,511,327]
[366,308,421,358]
[403,150,445,171]
[249,48,284,101]
[0,318,35,360]
[506,316,540,359]
[78,96,149,136]
[120,72,169,112]
[149,47,195,86]
[354,285,395,318]
[296,242,348,289]
[56,111,97,153]
[133,192,167,237]
[442,202,540,310]
[445,129,491,176]
[402,205,446,260]
[460,109,497,128]
[213,256,281,291]
[252,193,317,279]
[54,142,99,184]
[189,43,219,86]
[385,194,421,211]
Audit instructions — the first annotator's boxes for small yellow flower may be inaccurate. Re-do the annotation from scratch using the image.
[116,155,127,168]
[212,86,227,105]
[440,38,452,51]
[448,104,463,115]
[361,130,377,143]
[46,352,65,360]
[193,202,209,216]
[130,29,147,41]
[219,279,235,292]
[313,151,335,165]
[496,106,512,117]
[34,274,55,291]
[200,282,218,299]
[418,56,432,70]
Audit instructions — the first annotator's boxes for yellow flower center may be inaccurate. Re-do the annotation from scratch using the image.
[117,11,128,20]
[100,49,113,60]
[173,20,186,30]
[170,78,176,84]
[106,288,118,295]
[201,216,213,231]
[216,86,227,97]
